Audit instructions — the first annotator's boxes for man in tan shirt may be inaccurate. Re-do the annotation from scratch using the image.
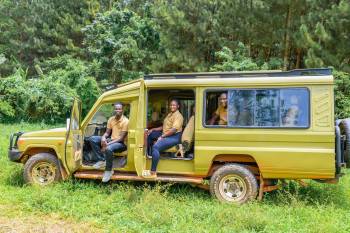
[145,99,184,178]
[89,102,129,182]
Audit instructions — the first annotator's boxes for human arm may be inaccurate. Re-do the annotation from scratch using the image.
[107,131,128,145]
[209,114,219,125]
[209,107,220,125]
[157,114,183,141]
[101,128,112,147]
[107,119,129,145]
[148,126,163,135]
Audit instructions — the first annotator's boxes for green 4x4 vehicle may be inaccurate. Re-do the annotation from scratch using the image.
[8,68,349,204]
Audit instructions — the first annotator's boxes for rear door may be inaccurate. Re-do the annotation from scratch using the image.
[134,80,146,176]
[65,98,83,173]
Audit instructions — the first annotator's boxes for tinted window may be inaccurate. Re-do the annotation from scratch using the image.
[228,90,254,126]
[205,88,309,128]
[280,89,309,127]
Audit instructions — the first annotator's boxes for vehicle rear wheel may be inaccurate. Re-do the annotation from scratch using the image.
[24,153,62,186]
[339,119,350,167]
[210,163,258,204]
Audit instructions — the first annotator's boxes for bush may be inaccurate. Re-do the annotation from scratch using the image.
[0,56,101,123]
[25,78,76,122]
[334,69,350,119]
[0,69,30,121]
[42,55,101,116]
[0,69,75,123]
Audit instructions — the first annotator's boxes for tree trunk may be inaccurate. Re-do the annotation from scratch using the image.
[283,2,293,71]
[295,47,302,68]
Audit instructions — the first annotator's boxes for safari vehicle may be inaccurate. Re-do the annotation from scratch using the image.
[8,68,349,204]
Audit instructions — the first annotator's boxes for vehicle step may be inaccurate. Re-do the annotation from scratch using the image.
[74,170,203,184]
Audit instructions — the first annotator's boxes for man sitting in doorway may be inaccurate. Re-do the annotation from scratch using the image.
[209,92,228,125]
[89,102,129,182]
[145,99,184,178]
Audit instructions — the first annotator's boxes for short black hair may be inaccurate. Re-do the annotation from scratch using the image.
[170,98,180,105]
[113,102,123,108]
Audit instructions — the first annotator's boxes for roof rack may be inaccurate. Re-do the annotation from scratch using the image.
[144,68,332,80]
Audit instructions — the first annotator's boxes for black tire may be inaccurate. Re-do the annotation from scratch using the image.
[210,163,258,204]
[339,119,350,167]
[23,153,62,185]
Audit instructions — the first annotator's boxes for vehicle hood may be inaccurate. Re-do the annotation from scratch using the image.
[20,127,67,138]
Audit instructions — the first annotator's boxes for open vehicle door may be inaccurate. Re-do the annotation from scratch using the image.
[134,80,146,176]
[65,98,83,173]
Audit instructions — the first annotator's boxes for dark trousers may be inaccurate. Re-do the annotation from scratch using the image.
[148,130,181,172]
[89,136,127,171]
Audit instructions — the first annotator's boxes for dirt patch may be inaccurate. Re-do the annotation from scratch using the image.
[0,205,102,233]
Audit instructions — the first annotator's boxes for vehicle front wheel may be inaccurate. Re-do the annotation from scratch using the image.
[210,163,258,204]
[24,153,62,186]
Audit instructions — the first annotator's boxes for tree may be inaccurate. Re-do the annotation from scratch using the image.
[299,0,350,72]
[0,0,98,77]
[83,6,160,83]
[210,44,261,71]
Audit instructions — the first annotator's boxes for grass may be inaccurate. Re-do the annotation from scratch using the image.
[1,123,350,232]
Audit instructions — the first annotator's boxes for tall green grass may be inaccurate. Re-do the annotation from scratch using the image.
[1,123,350,232]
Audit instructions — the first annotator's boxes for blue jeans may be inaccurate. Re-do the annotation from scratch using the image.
[148,130,181,172]
[89,136,126,171]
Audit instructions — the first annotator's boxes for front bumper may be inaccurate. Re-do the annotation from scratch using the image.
[8,149,22,162]
[8,132,24,162]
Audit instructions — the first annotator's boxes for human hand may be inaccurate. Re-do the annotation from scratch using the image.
[101,144,107,152]
[101,139,107,147]
[156,136,163,142]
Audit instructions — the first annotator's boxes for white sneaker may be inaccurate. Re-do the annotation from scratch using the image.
[93,161,106,169]
[141,170,157,179]
[102,171,113,182]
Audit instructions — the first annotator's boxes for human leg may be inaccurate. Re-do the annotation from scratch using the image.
[151,133,181,172]
[104,142,127,171]
[147,130,162,155]
[102,142,127,182]
[88,136,104,161]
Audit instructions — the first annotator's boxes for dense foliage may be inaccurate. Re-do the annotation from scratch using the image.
[0,0,349,122]
[0,56,100,123]
[83,7,161,83]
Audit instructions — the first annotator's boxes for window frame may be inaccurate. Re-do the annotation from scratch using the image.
[202,87,311,129]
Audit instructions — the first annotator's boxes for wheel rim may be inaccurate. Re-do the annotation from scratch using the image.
[31,162,56,185]
[218,174,247,202]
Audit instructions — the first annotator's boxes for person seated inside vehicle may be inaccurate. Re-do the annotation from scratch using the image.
[282,95,300,126]
[88,102,129,182]
[144,99,184,178]
[209,92,228,125]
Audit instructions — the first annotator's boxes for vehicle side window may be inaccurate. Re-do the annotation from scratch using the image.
[204,88,309,128]
[280,89,309,127]
[91,105,113,124]
[228,90,255,126]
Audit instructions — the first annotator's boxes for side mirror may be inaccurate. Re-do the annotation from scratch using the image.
[66,118,70,130]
